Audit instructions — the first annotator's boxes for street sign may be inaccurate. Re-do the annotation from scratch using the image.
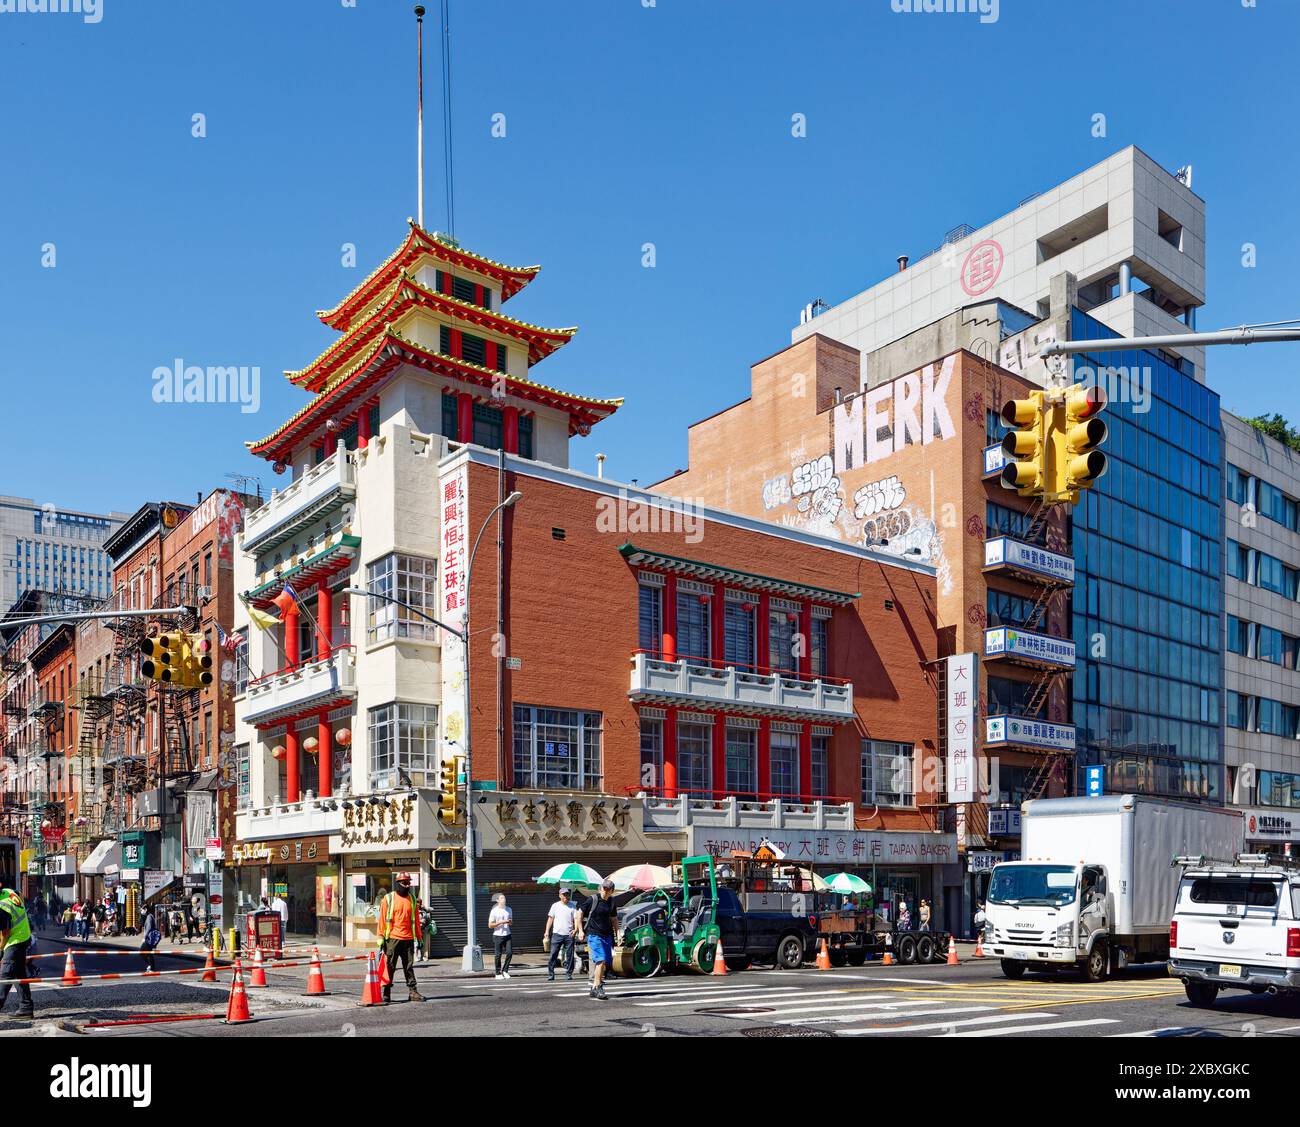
[1085,765,1104,798]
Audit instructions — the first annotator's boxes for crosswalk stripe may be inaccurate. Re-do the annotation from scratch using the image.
[779,1005,998,1026]
[948,1018,1119,1036]
[763,1000,982,1022]
[633,989,867,1009]
[559,984,804,1000]
[643,991,894,1012]
[844,1011,1058,1035]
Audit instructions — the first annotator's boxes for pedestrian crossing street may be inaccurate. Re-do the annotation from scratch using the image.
[456,968,1191,1037]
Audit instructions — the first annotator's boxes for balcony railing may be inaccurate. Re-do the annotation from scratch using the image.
[628,651,853,721]
[242,445,357,555]
[236,794,345,843]
[632,787,855,831]
[242,646,358,727]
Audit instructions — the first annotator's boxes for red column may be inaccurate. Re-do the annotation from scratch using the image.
[440,270,453,295]
[485,341,499,371]
[357,405,371,450]
[457,392,474,443]
[503,405,519,454]
[473,282,485,306]
[316,581,333,657]
[799,723,812,804]
[284,606,300,669]
[758,719,771,797]
[800,602,813,677]
[663,707,678,799]
[661,576,677,662]
[712,713,726,800]
[758,592,771,672]
[285,727,300,804]
[711,582,726,669]
[317,713,332,798]
[449,328,463,359]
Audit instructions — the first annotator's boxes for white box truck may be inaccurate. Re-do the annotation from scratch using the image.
[984,795,1244,982]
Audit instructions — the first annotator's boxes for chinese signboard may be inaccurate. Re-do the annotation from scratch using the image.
[689,827,958,866]
[984,626,1075,668]
[946,653,977,804]
[985,715,1077,753]
[1246,810,1297,841]
[987,807,1022,837]
[440,462,469,757]
[1086,765,1105,798]
[476,792,662,854]
[967,850,1009,874]
[984,536,1074,584]
[338,794,418,852]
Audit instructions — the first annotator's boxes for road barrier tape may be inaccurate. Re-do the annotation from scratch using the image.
[8,952,373,986]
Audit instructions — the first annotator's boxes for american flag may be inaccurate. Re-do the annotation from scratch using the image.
[217,623,245,652]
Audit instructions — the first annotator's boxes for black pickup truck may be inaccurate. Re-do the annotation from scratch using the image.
[709,886,952,969]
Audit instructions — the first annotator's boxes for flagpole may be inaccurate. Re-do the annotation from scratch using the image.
[415,5,425,229]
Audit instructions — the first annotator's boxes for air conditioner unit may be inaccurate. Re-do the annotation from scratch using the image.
[196,585,213,602]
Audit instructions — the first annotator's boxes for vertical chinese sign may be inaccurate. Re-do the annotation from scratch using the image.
[440,464,469,766]
[946,653,977,804]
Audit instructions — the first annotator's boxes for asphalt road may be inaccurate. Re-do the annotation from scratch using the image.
[40,949,1300,1039]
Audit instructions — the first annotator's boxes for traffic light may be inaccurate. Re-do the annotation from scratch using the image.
[140,632,182,682]
[1058,382,1108,500]
[437,756,461,824]
[179,632,214,689]
[999,390,1046,496]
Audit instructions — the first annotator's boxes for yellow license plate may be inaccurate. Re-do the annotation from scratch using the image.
[1218,963,1243,978]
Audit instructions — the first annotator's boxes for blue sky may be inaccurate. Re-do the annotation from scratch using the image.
[2,0,1298,515]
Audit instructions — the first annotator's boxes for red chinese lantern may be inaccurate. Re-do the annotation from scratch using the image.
[335,728,352,747]
[304,736,319,757]
[741,602,755,613]
[271,745,286,761]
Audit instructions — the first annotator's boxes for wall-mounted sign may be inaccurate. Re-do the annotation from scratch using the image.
[143,869,173,900]
[1086,765,1104,798]
[968,850,1008,874]
[43,854,76,877]
[338,795,418,851]
[946,653,977,804]
[1246,810,1296,841]
[229,836,328,865]
[984,536,1074,584]
[985,715,1077,753]
[984,627,1075,668]
[987,807,1022,837]
[982,444,1006,477]
[690,827,958,866]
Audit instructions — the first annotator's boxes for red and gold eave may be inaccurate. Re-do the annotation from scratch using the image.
[316,219,540,333]
[247,325,622,463]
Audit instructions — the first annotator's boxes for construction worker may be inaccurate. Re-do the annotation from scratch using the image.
[0,884,34,1018]
[376,872,424,1004]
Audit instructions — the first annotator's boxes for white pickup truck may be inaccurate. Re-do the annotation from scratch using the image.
[1168,853,1300,1007]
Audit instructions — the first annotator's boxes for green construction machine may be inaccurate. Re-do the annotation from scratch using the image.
[611,855,722,978]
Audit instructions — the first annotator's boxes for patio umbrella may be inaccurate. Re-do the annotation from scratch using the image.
[534,862,603,889]
[796,867,831,891]
[606,863,674,892]
[823,872,873,895]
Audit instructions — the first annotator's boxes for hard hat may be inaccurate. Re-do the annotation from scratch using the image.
[394,871,414,884]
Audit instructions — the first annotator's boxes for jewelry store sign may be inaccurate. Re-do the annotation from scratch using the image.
[477,793,660,853]
[337,793,420,852]
[690,828,958,866]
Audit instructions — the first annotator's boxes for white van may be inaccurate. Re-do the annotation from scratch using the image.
[1168,853,1300,1007]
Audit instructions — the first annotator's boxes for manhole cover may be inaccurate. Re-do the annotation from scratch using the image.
[695,1006,774,1016]
[741,1025,834,1038]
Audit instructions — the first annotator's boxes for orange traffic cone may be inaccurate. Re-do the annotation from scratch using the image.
[249,945,267,987]
[974,934,985,958]
[304,948,330,996]
[881,936,894,966]
[947,939,959,966]
[711,938,728,976]
[223,959,254,1025]
[61,949,81,986]
[816,938,832,970]
[201,950,217,982]
[377,947,392,988]
[357,951,384,1007]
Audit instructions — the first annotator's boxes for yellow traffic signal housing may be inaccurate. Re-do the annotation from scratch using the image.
[183,632,214,688]
[1058,382,1109,501]
[437,757,460,824]
[999,390,1046,496]
[141,632,182,682]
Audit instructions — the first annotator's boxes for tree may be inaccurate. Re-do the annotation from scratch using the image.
[1242,413,1300,453]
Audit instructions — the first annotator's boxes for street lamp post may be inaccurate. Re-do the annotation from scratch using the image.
[342,486,520,973]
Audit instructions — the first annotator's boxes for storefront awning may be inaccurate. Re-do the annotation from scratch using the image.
[188,769,221,792]
[80,839,121,874]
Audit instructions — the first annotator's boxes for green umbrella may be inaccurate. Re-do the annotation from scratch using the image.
[534,862,603,889]
[824,872,873,895]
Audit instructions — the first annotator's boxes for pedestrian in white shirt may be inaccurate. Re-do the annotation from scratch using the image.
[271,893,288,955]
[488,894,513,979]
[543,888,578,982]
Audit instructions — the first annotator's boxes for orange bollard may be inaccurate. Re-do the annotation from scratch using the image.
[249,945,268,987]
[61,950,81,986]
[303,948,330,996]
[223,959,254,1025]
[711,938,728,977]
[357,951,384,1006]
[816,938,832,970]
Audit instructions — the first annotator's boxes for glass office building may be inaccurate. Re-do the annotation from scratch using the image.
[1068,309,1224,801]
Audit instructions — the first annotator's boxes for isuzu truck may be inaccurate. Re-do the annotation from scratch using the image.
[984,795,1243,981]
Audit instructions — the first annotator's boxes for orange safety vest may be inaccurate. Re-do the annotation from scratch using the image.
[377,891,422,942]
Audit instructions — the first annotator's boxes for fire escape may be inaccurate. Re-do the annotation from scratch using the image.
[69,673,112,847]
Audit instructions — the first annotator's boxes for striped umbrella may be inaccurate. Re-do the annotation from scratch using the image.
[606,863,674,892]
[823,872,873,895]
[534,862,603,890]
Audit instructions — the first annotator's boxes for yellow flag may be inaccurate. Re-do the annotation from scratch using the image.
[247,605,281,632]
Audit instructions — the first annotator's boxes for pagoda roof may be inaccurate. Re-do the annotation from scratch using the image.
[247,325,622,463]
[288,271,577,392]
[317,221,540,331]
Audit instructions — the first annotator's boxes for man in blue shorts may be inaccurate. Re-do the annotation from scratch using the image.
[577,878,618,1001]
